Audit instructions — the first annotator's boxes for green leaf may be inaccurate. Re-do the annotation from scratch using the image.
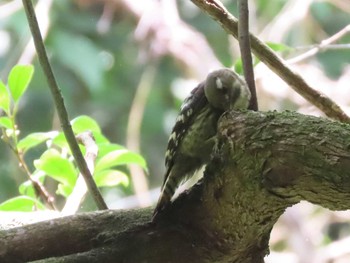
[98,143,125,157]
[19,180,34,197]
[234,59,243,75]
[0,117,12,129]
[34,149,77,187]
[266,42,293,52]
[19,171,46,197]
[8,65,34,103]
[95,149,148,173]
[51,132,69,149]
[0,80,10,114]
[0,196,45,211]
[93,133,110,144]
[57,183,73,197]
[51,131,108,153]
[71,115,101,134]
[18,131,59,152]
[51,117,108,151]
[94,169,129,187]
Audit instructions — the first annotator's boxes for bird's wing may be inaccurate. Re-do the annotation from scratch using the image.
[162,82,208,187]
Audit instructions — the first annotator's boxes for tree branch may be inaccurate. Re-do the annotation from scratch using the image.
[190,0,350,123]
[288,24,350,64]
[2,111,350,262]
[238,0,258,110]
[62,131,99,215]
[21,0,107,210]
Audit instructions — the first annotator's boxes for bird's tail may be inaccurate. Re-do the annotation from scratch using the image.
[152,181,176,221]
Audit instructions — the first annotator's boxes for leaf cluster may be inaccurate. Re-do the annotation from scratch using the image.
[0,65,147,211]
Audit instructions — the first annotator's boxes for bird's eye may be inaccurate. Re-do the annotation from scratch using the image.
[222,86,228,93]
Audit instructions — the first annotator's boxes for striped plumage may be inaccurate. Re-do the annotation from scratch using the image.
[153,69,251,218]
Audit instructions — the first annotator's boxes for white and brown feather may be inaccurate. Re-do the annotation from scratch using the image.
[163,83,208,185]
[153,69,251,218]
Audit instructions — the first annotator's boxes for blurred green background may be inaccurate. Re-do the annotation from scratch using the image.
[1,0,350,261]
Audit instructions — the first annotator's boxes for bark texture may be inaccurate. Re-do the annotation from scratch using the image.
[1,111,350,263]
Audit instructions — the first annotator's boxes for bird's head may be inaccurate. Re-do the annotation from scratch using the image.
[204,68,251,111]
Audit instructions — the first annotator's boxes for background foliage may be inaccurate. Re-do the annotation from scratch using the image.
[0,0,350,262]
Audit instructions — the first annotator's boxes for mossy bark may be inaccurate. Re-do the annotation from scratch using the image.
[1,111,350,263]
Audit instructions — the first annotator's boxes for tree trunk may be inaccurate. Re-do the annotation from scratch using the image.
[2,111,350,263]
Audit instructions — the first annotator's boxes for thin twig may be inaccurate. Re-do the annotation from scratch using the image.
[62,131,98,215]
[295,44,350,51]
[191,0,350,123]
[17,152,56,210]
[21,0,108,210]
[288,24,350,64]
[1,130,56,210]
[237,0,258,111]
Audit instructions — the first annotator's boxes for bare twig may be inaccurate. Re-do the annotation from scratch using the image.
[17,152,56,210]
[62,132,98,215]
[21,0,108,210]
[2,119,57,210]
[295,44,350,52]
[237,0,258,111]
[191,0,350,123]
[288,24,350,64]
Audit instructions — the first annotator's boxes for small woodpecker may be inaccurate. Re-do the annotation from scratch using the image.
[153,68,251,218]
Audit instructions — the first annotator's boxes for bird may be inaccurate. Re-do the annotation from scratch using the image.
[153,68,251,219]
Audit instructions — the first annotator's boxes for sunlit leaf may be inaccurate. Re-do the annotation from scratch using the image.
[0,196,45,211]
[8,65,34,103]
[94,169,129,187]
[95,149,147,173]
[234,59,243,75]
[0,117,12,129]
[34,149,77,187]
[0,80,10,114]
[51,132,69,149]
[18,131,59,152]
[98,143,125,157]
[19,180,35,197]
[71,115,101,134]
[57,183,73,197]
[93,132,109,144]
[19,171,46,197]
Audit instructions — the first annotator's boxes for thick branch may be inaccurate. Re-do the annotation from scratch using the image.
[1,111,350,262]
[218,111,350,211]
